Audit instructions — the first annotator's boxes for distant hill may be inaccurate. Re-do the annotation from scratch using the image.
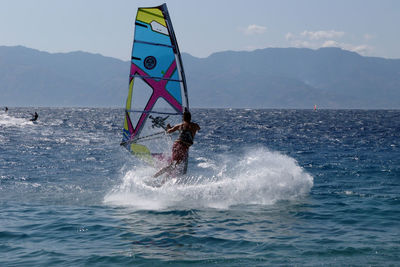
[0,46,126,107]
[1,45,399,108]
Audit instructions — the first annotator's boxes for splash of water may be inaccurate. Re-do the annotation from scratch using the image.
[0,113,33,126]
[104,147,313,210]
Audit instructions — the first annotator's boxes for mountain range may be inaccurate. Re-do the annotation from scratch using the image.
[1,45,399,108]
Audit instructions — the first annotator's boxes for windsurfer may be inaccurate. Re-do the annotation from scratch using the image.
[153,110,200,178]
[30,112,38,121]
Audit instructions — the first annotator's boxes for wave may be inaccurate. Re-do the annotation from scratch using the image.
[104,147,314,210]
[0,113,34,127]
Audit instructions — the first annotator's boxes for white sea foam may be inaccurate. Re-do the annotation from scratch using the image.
[104,147,314,210]
[0,113,33,127]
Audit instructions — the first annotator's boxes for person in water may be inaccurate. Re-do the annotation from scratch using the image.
[153,110,200,178]
[5,107,8,112]
[30,112,38,121]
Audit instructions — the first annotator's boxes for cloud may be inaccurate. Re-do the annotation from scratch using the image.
[322,40,372,54]
[343,44,372,55]
[285,32,295,41]
[241,24,267,35]
[322,40,372,55]
[285,30,373,56]
[322,40,340,47]
[301,30,345,40]
[292,40,316,49]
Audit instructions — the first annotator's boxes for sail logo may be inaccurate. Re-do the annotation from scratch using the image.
[144,56,157,70]
[151,21,169,35]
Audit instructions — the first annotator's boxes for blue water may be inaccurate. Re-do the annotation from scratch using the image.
[1,108,399,266]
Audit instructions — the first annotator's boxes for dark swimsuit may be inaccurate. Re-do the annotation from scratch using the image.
[177,129,194,146]
[172,127,194,163]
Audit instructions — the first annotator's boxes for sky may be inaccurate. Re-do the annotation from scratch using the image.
[0,0,399,60]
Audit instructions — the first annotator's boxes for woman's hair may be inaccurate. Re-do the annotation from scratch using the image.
[183,111,191,122]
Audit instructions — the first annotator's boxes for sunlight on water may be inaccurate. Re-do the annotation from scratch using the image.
[104,147,313,209]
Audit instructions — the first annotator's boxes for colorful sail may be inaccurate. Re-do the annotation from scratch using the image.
[121,3,189,164]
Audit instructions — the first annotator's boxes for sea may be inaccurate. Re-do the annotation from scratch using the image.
[0,108,399,266]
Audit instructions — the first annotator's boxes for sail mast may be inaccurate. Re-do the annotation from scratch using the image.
[160,4,189,110]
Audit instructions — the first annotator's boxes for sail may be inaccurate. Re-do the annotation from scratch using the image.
[121,3,189,164]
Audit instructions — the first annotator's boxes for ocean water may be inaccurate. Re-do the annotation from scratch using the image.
[0,108,399,266]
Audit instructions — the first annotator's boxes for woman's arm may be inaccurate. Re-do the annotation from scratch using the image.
[167,123,181,134]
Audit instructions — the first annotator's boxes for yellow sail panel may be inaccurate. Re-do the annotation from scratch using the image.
[136,8,166,27]
[130,144,154,165]
[124,79,134,131]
